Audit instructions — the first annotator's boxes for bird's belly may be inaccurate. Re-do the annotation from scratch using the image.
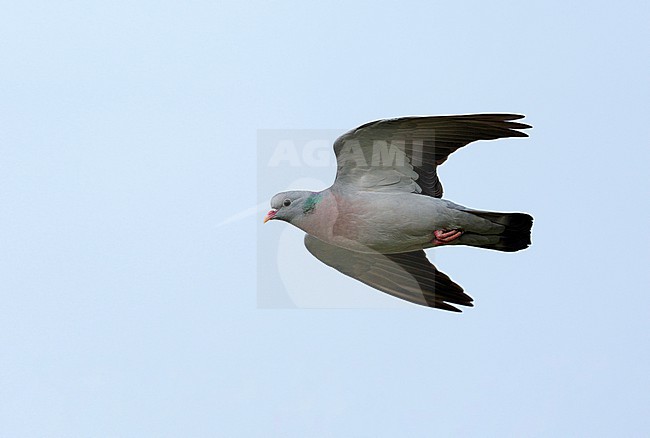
[309,192,461,254]
[357,223,434,253]
[329,204,437,254]
[327,233,430,254]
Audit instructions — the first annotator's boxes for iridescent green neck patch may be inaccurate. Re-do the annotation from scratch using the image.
[303,192,323,214]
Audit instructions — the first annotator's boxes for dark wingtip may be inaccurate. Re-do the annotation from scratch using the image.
[508,122,532,130]
[436,302,463,312]
[508,130,530,138]
[489,113,527,121]
[500,116,532,137]
[503,114,526,120]
[460,113,532,138]
[431,299,474,312]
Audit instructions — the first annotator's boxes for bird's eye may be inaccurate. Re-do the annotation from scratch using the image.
[283,199,292,207]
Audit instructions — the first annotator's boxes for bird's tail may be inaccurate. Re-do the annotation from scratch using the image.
[462,211,533,252]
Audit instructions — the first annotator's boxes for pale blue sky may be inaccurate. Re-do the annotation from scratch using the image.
[1,1,649,436]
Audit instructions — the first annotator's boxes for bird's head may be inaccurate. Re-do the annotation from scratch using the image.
[264,190,321,224]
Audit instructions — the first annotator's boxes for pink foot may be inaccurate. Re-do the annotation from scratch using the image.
[432,229,463,246]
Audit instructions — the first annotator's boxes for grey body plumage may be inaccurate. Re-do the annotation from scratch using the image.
[265,114,533,312]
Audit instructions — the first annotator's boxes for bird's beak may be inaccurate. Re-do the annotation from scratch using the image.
[263,209,278,223]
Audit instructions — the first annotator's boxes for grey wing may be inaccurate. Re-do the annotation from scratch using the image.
[332,113,530,198]
[304,234,473,312]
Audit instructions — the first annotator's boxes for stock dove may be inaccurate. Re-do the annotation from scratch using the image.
[265,114,533,312]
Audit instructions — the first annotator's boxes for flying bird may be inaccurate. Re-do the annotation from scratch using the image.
[264,114,533,312]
